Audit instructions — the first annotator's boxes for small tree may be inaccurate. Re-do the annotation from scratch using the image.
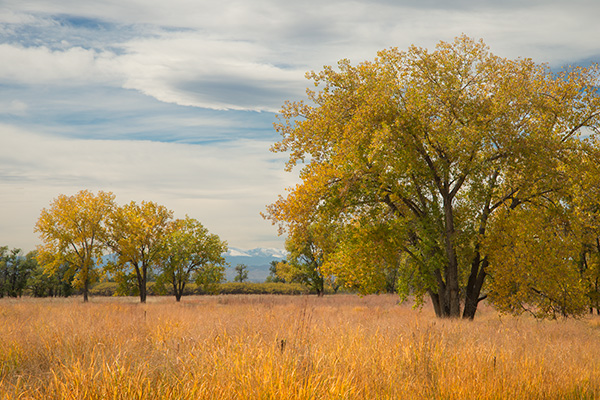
[278,221,340,296]
[279,231,325,296]
[234,264,249,282]
[156,216,228,301]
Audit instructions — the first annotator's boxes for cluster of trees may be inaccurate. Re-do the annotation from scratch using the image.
[264,35,600,319]
[0,247,76,298]
[0,247,37,298]
[35,191,228,302]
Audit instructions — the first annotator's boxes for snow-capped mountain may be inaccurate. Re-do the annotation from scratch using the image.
[224,247,288,282]
[226,247,287,259]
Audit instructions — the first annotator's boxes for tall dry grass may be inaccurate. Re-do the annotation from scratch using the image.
[1,294,599,399]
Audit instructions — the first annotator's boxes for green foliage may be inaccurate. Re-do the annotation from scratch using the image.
[0,247,36,298]
[234,264,249,282]
[111,269,141,297]
[277,223,340,296]
[324,219,404,296]
[194,264,226,294]
[156,216,228,301]
[27,260,73,298]
[485,205,589,318]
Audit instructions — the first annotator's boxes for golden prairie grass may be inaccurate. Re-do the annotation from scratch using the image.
[0,294,599,399]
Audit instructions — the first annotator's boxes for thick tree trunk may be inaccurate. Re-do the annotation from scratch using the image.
[174,280,185,302]
[140,280,147,303]
[137,265,147,303]
[443,197,461,318]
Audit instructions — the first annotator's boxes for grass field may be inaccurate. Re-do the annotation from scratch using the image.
[1,294,599,399]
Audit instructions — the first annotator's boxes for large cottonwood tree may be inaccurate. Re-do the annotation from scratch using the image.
[265,35,600,318]
[35,190,116,302]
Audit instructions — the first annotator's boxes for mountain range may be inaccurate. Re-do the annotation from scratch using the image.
[223,247,288,282]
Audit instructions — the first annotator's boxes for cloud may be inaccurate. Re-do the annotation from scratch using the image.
[117,33,307,111]
[2,1,600,112]
[0,123,297,251]
[0,44,119,85]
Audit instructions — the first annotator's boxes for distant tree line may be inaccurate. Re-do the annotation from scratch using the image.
[0,247,74,298]
[0,246,326,298]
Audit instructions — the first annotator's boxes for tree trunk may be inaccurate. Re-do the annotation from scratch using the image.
[428,290,442,317]
[83,279,89,303]
[443,197,461,317]
[174,280,185,302]
[138,265,147,303]
[140,282,146,303]
[463,256,488,319]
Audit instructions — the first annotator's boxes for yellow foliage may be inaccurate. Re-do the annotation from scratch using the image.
[107,201,173,303]
[485,204,589,318]
[35,190,116,301]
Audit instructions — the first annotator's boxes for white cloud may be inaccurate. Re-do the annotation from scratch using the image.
[116,33,307,111]
[0,44,120,85]
[0,123,297,252]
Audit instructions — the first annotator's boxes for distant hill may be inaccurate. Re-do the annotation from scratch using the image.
[224,247,287,282]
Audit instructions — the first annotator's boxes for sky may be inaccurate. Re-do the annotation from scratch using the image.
[1,0,600,253]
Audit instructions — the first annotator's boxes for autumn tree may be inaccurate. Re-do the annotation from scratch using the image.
[156,216,228,301]
[265,35,600,318]
[107,200,172,303]
[35,190,116,302]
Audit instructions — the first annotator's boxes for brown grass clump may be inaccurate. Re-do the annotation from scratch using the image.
[0,295,599,399]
